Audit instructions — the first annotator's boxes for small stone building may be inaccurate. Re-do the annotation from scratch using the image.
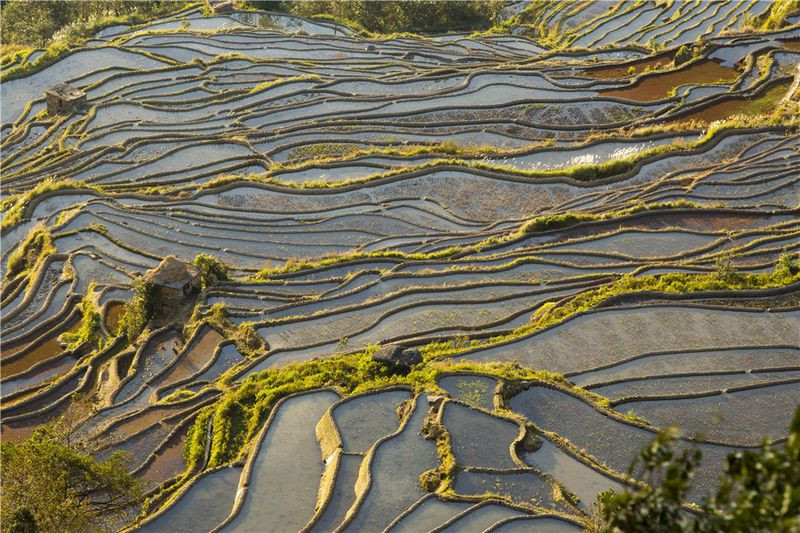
[45,83,86,116]
[143,256,201,316]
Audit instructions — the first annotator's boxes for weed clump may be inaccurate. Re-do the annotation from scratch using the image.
[6,226,55,280]
[193,253,229,289]
[118,278,155,343]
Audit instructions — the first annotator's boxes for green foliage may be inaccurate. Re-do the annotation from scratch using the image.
[674,44,693,66]
[596,427,701,532]
[0,179,98,231]
[758,0,800,30]
[673,44,705,67]
[520,213,597,234]
[280,1,506,35]
[235,322,264,358]
[195,349,566,468]
[596,407,800,532]
[705,407,800,531]
[777,252,800,276]
[8,508,38,533]
[248,74,320,94]
[420,415,455,492]
[0,1,193,48]
[207,302,232,329]
[183,408,213,471]
[60,296,104,350]
[1,420,142,532]
[193,253,228,289]
[5,225,55,280]
[286,143,361,163]
[118,277,155,343]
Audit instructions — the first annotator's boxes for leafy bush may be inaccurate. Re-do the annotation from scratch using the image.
[0,1,192,48]
[235,322,263,357]
[520,213,596,233]
[60,296,104,350]
[674,44,693,66]
[278,0,506,35]
[118,277,155,342]
[1,419,142,532]
[193,253,228,289]
[5,225,54,280]
[595,407,800,532]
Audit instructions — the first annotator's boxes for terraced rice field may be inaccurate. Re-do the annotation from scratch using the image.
[1,1,799,531]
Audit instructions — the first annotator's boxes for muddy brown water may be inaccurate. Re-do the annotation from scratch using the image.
[139,432,187,485]
[781,39,800,52]
[584,56,674,79]
[1,421,36,442]
[1,320,80,378]
[111,404,196,438]
[600,60,738,102]
[1,342,28,359]
[155,327,224,391]
[105,302,125,335]
[667,80,791,126]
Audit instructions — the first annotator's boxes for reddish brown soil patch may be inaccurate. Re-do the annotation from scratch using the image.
[600,60,738,102]
[1,320,80,378]
[584,56,674,79]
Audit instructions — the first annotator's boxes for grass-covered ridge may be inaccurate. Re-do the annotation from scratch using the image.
[182,253,800,475]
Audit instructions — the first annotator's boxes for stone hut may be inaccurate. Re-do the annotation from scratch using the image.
[143,256,201,316]
[45,83,86,116]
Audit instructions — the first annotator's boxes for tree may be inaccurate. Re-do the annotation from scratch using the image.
[281,1,506,34]
[1,417,143,532]
[118,276,155,342]
[596,428,701,532]
[193,253,229,289]
[704,406,800,532]
[1,1,190,48]
[595,407,800,532]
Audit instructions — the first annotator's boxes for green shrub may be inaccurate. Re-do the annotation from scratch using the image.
[520,213,596,234]
[1,420,142,532]
[118,278,155,343]
[595,407,800,532]
[279,0,506,35]
[193,253,228,289]
[60,297,104,350]
[0,1,194,48]
[5,226,55,280]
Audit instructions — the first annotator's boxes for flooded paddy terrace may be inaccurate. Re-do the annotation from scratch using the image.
[1,1,799,531]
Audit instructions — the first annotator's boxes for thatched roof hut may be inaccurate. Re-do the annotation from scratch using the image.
[144,256,201,315]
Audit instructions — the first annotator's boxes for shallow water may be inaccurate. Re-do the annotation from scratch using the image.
[523,440,623,508]
[223,390,339,532]
[443,402,518,469]
[333,389,411,453]
[342,396,439,532]
[389,497,473,533]
[140,467,242,533]
[438,503,528,533]
[439,375,496,410]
